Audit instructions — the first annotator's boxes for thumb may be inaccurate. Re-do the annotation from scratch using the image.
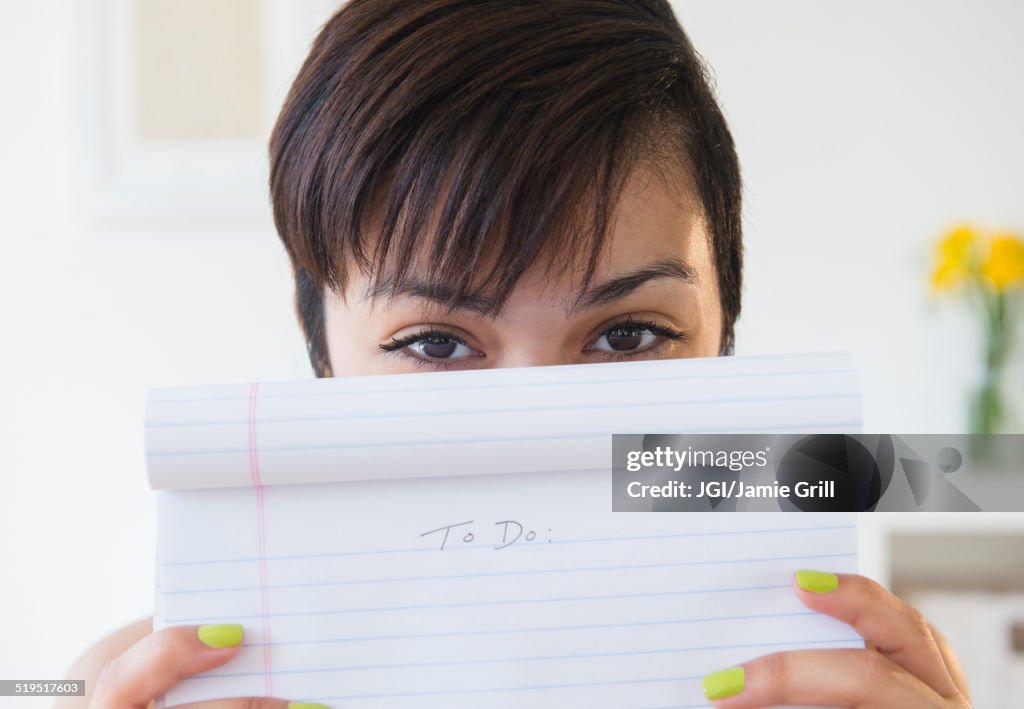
[89,623,304,709]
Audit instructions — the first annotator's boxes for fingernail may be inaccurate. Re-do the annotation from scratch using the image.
[702,666,744,700]
[795,569,839,593]
[288,704,331,709]
[197,623,244,648]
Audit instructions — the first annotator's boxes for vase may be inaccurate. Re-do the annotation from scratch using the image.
[969,368,1006,435]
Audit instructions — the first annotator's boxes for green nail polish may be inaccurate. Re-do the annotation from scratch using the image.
[795,569,839,593]
[288,703,331,709]
[702,666,744,700]
[197,623,244,648]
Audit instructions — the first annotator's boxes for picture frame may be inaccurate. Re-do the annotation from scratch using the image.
[72,0,340,225]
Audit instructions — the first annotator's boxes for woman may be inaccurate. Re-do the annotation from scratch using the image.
[66,1,971,706]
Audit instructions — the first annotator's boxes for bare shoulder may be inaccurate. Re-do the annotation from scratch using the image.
[54,616,152,709]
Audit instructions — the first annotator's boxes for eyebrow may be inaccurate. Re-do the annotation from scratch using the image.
[362,277,501,314]
[569,257,697,314]
[362,257,696,316]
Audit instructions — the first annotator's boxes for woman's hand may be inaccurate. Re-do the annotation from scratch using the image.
[701,571,972,708]
[87,623,326,709]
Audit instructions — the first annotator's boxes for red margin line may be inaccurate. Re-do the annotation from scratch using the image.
[248,383,273,696]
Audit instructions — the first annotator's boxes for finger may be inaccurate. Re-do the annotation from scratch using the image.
[175,702,325,709]
[790,570,959,698]
[929,622,971,700]
[90,623,275,709]
[702,648,943,708]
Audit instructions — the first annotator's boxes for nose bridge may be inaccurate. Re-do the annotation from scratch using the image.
[491,326,577,368]
[495,347,573,369]
[486,284,580,368]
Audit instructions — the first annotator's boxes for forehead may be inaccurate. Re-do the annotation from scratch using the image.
[353,159,710,310]
[596,161,705,273]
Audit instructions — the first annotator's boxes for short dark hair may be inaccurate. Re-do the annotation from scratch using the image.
[270,0,742,376]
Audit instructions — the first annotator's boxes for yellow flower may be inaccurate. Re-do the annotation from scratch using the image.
[981,233,1024,291]
[931,224,975,292]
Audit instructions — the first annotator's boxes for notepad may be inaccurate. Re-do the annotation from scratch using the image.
[148,353,864,708]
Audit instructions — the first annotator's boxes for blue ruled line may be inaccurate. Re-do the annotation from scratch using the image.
[163,583,794,622]
[147,421,861,458]
[146,391,860,428]
[158,524,856,567]
[245,610,820,648]
[303,674,698,702]
[146,358,854,405]
[162,551,855,595]
[192,636,862,680]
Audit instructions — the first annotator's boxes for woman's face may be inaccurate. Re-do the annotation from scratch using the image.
[321,163,724,375]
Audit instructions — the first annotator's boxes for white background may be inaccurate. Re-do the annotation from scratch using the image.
[1,0,1023,700]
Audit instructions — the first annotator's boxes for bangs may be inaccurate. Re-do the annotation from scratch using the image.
[270,0,692,314]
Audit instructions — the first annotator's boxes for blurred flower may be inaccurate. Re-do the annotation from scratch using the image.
[981,233,1024,291]
[930,224,975,292]
[930,222,1022,434]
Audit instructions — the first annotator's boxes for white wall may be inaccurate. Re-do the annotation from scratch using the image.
[678,0,1024,433]
[0,0,312,693]
[1,0,1022,699]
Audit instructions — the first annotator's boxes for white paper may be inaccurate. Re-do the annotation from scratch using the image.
[148,353,864,708]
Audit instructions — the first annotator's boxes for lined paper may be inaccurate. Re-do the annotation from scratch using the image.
[148,353,863,708]
[146,352,861,491]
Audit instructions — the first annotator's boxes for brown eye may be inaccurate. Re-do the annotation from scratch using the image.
[403,333,478,360]
[419,336,458,358]
[605,327,645,351]
[586,321,681,355]
[379,328,484,367]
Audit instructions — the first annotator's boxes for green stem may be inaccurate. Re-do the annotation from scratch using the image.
[975,289,1010,434]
